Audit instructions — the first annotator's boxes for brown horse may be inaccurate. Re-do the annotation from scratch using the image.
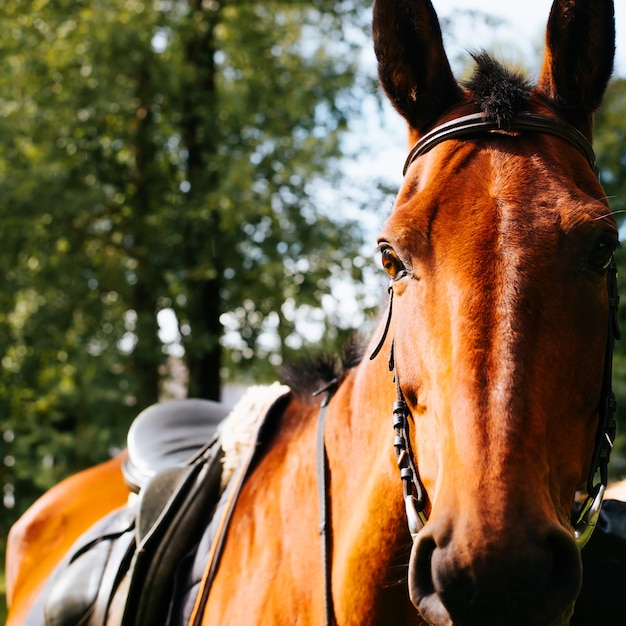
[6,1,622,624]
[6,453,131,626]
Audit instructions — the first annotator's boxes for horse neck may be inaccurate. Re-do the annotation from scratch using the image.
[322,355,417,622]
[192,360,419,625]
[326,352,398,494]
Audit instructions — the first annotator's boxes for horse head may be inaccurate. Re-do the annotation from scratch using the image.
[371,1,617,624]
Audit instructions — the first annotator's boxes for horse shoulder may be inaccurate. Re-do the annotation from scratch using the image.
[5,452,130,625]
[198,396,323,624]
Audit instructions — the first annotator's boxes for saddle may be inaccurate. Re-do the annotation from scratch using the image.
[29,386,290,626]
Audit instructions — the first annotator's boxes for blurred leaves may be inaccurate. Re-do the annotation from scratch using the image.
[0,0,377,526]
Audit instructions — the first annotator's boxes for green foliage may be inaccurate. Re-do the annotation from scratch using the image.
[0,0,375,533]
[596,78,626,217]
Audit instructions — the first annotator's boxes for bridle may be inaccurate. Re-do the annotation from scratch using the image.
[575,254,620,545]
[371,260,619,545]
[377,110,619,545]
[402,112,598,175]
[315,111,619,626]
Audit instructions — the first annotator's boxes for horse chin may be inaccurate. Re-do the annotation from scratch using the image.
[411,590,575,626]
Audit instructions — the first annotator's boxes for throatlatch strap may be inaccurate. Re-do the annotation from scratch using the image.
[313,379,339,626]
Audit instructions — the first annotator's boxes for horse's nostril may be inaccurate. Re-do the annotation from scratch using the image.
[409,532,454,626]
[410,534,436,599]
[544,527,583,610]
[408,522,582,626]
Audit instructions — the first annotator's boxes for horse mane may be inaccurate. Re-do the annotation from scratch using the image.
[279,334,366,401]
[463,52,532,125]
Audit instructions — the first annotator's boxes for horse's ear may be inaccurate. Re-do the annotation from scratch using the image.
[537,0,615,135]
[373,0,463,134]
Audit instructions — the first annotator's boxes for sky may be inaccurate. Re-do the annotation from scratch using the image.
[435,0,626,74]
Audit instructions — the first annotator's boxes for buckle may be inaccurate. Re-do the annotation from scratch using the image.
[572,483,605,549]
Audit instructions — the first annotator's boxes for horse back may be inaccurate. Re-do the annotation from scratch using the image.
[6,452,130,626]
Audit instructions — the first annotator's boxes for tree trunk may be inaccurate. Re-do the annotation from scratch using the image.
[180,0,223,400]
[128,57,164,408]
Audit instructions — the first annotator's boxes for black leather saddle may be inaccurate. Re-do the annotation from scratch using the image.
[33,398,234,626]
[122,399,230,493]
[33,390,291,626]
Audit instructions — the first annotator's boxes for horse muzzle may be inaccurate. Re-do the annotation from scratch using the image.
[408,516,582,626]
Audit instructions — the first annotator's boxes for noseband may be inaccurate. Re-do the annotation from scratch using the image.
[371,111,619,546]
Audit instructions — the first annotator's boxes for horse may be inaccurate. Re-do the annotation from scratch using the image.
[6,0,624,624]
[6,453,131,626]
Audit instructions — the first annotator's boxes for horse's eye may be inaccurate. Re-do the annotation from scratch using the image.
[380,247,405,278]
[588,239,618,274]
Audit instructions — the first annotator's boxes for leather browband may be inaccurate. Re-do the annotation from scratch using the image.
[403,112,598,176]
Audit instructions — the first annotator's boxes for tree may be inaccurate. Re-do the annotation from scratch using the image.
[595,78,626,217]
[0,0,376,526]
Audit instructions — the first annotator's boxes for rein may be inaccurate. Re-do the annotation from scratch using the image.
[371,285,429,539]
[391,341,429,539]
